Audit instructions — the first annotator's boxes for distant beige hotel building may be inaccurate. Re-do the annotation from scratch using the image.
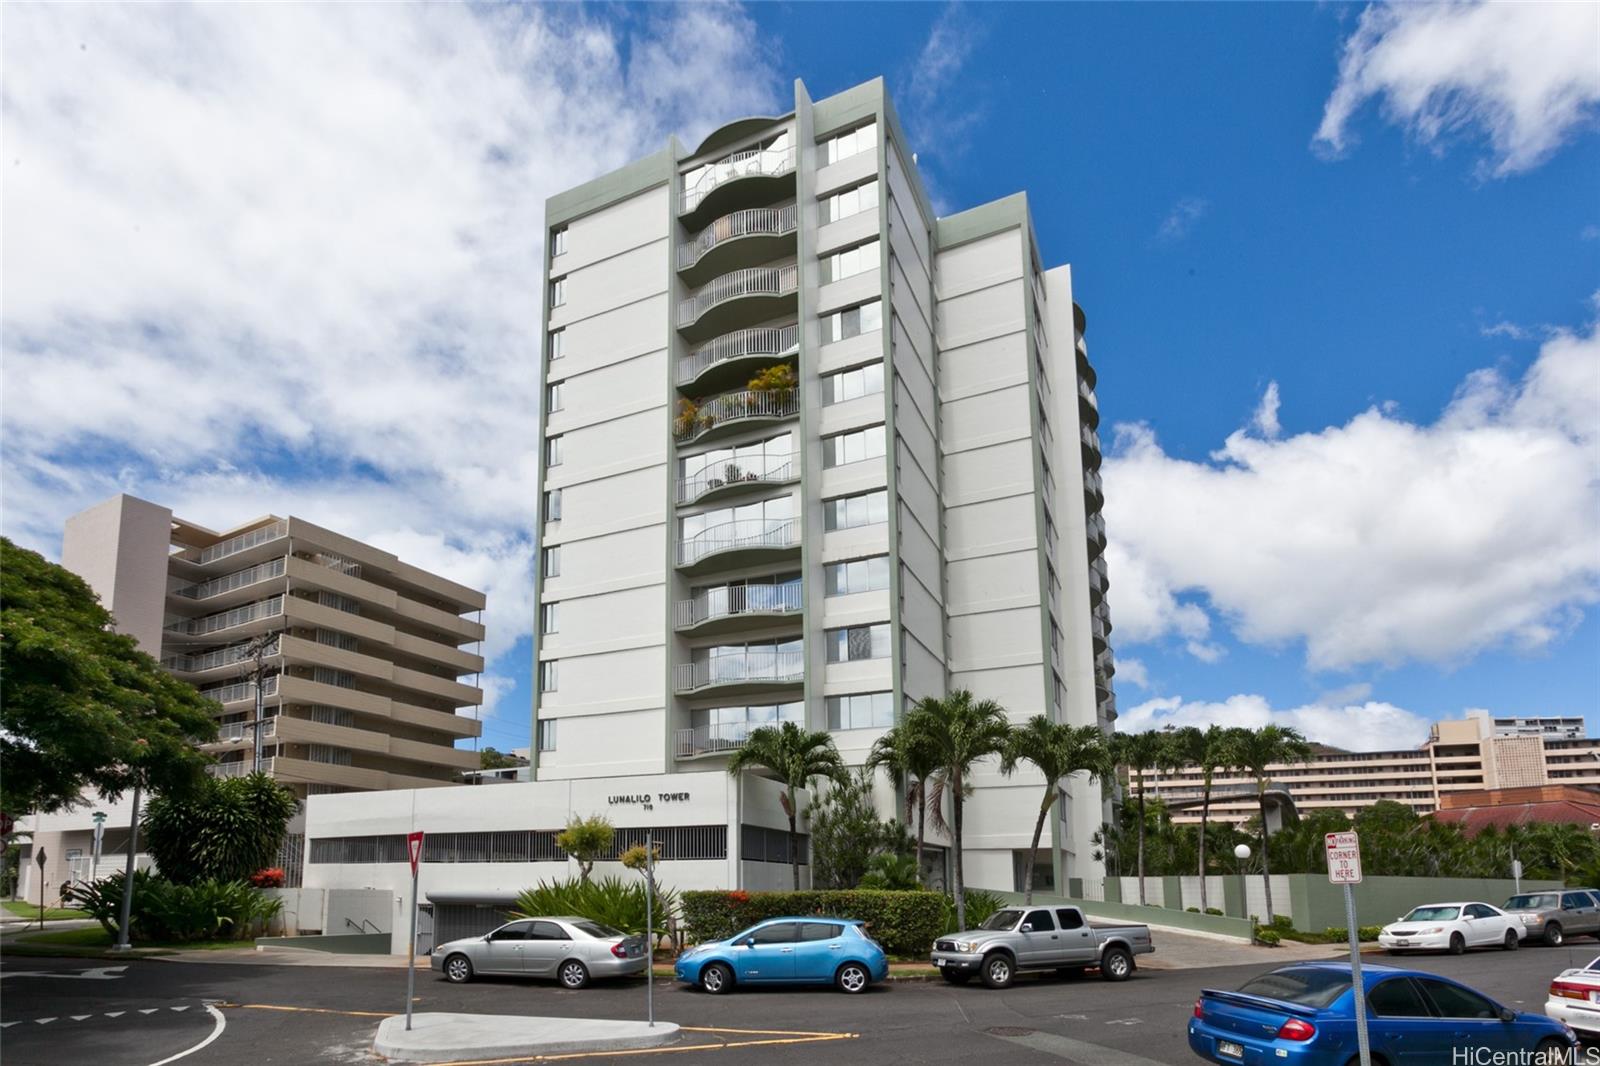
[62,494,485,798]
[1146,711,1600,824]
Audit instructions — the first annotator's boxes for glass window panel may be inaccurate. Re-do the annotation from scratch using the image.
[550,278,566,307]
[539,660,558,692]
[543,546,560,578]
[551,227,567,257]
[549,330,565,360]
[546,436,563,467]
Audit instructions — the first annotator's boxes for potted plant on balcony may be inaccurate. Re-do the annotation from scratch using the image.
[723,462,743,485]
[674,398,700,439]
[746,363,797,396]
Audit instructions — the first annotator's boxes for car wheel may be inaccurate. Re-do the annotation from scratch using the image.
[1503,929,1519,951]
[1534,1038,1568,1065]
[443,954,473,983]
[1448,933,1465,955]
[980,953,1015,989]
[941,971,971,985]
[1546,923,1565,947]
[699,962,734,995]
[558,960,590,990]
[835,962,870,994]
[1100,947,1134,982]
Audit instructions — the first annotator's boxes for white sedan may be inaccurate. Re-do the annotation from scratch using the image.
[1548,955,1600,1039]
[1378,901,1525,955]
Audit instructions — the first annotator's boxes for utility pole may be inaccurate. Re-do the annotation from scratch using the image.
[238,634,278,774]
[112,783,141,952]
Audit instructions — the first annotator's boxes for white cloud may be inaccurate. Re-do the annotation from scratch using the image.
[1315,2,1600,177]
[1252,382,1282,439]
[898,0,985,208]
[1481,321,1530,340]
[1317,682,1374,707]
[1103,315,1600,671]
[1113,658,1150,691]
[0,5,782,709]
[1583,224,1600,242]
[1156,196,1209,243]
[1116,693,1434,750]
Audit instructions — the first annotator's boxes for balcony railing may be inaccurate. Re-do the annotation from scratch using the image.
[677,324,798,386]
[677,518,799,567]
[674,582,801,629]
[1083,468,1104,501]
[163,637,280,674]
[679,204,798,271]
[677,451,798,504]
[674,648,804,693]
[675,389,798,445]
[200,676,279,705]
[681,144,796,215]
[674,716,800,758]
[175,521,289,565]
[678,264,798,328]
[173,557,286,601]
[165,595,284,638]
[205,761,252,779]
[1086,514,1107,547]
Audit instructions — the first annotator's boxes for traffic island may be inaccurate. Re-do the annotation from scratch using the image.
[374,1013,680,1063]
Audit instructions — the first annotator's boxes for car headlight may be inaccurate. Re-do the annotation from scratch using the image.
[1420,927,1444,934]
[680,946,704,959]
[956,940,982,953]
[1522,915,1541,923]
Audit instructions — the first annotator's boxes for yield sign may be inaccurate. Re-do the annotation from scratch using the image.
[407,831,424,875]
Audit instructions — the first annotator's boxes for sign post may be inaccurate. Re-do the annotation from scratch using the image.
[1326,832,1370,1066]
[91,812,107,877]
[405,831,424,1032]
[1512,857,1523,895]
[645,829,654,1029]
[35,848,48,931]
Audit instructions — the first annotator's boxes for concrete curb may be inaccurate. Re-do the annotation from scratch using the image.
[374,1013,680,1063]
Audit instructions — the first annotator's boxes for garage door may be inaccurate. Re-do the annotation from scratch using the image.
[432,902,516,946]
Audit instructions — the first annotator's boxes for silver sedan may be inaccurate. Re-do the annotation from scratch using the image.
[431,916,647,989]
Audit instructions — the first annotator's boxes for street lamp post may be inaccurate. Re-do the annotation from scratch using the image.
[1234,843,1252,921]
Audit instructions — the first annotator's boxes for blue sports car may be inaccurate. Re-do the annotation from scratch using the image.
[673,916,889,994]
[1189,962,1577,1065]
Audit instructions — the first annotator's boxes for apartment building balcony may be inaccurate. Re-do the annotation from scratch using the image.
[1083,468,1104,509]
[673,581,801,636]
[1088,565,1105,605]
[163,637,281,680]
[163,594,284,643]
[677,323,799,393]
[678,203,798,285]
[1096,649,1115,680]
[680,143,796,226]
[198,675,279,708]
[674,388,799,447]
[169,556,286,609]
[1078,378,1099,430]
[676,518,800,573]
[677,263,798,339]
[205,761,253,779]
[1086,514,1107,559]
[674,718,811,760]
[170,520,289,571]
[1077,350,1096,391]
[1091,614,1107,653]
[673,648,804,698]
[677,451,799,506]
[1080,423,1102,472]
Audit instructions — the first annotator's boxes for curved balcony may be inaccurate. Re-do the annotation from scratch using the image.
[1077,349,1097,391]
[1083,468,1104,509]
[675,388,798,447]
[677,323,798,393]
[678,263,798,341]
[674,716,801,760]
[1081,422,1102,471]
[1096,650,1116,680]
[680,144,796,227]
[674,581,801,636]
[679,204,798,286]
[677,518,799,573]
[677,451,798,506]
[673,648,804,697]
[1088,565,1105,606]
[1078,378,1100,430]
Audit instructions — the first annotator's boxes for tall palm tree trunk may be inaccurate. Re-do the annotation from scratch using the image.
[1257,790,1274,923]
[1197,772,1212,912]
[953,768,967,930]
[913,777,925,887]
[788,786,801,891]
[1135,766,1147,906]
[1024,789,1051,905]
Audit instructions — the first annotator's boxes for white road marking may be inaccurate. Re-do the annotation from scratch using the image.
[0,1021,17,1028]
[106,1011,126,1018]
[71,1014,92,1021]
[34,1017,56,1024]
[1106,1018,1142,1026]
[170,1005,189,1012]
[139,1008,159,1014]
[1056,1013,1089,1020]
[145,1004,226,1066]
[0,965,127,982]
[989,1029,1171,1066]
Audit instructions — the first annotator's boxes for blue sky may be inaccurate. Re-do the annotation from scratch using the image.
[3,3,1596,754]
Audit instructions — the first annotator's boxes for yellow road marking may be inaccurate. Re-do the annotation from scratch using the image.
[230,1003,392,1018]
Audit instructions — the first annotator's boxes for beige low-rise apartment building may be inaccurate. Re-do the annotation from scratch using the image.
[1147,710,1600,825]
[62,494,485,798]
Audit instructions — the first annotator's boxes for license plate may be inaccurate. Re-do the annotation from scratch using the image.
[1397,939,1410,946]
[1217,1039,1244,1059]
[1590,991,1600,1004]
[934,958,944,967]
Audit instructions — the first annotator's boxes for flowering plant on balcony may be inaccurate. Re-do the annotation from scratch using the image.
[746,363,797,394]
[674,398,700,438]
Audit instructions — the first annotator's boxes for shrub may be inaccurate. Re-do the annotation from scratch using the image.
[63,871,281,943]
[512,877,676,938]
[1204,907,1224,916]
[747,363,797,393]
[250,868,285,888]
[680,889,945,956]
[142,771,298,884]
[555,815,613,883]
[857,854,919,891]
[944,888,1007,934]
[1359,925,1382,941]
[1256,929,1281,946]
[1270,914,1295,932]
[1186,906,1200,913]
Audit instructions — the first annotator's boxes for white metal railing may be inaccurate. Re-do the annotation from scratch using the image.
[165,595,284,638]
[1083,469,1103,499]
[174,557,286,600]
[163,637,280,674]
[206,761,251,779]
[678,263,798,327]
[677,518,799,567]
[681,144,796,214]
[674,648,804,693]
[675,713,805,758]
[678,204,798,270]
[1081,422,1101,452]
[175,521,289,565]
[675,389,798,444]
[200,675,279,705]
[674,581,801,629]
[1079,377,1098,411]
[677,451,798,504]
[1086,514,1107,546]
[677,323,798,385]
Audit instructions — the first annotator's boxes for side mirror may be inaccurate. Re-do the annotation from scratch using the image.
[1498,1007,1516,1024]
[741,937,756,948]
[1020,924,1033,932]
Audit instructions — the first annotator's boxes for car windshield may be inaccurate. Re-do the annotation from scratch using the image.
[1402,906,1460,922]
[572,921,623,939]
[1236,969,1352,1009]
[1505,894,1558,910]
[978,909,1024,931]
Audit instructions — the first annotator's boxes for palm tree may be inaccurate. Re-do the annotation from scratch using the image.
[1108,729,1166,905]
[865,723,937,886]
[726,721,848,890]
[1161,725,1236,912]
[906,690,1012,931]
[1224,724,1311,924]
[1002,717,1108,903]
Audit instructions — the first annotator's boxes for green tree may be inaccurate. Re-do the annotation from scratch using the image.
[1160,725,1235,911]
[726,722,848,890]
[479,746,521,770]
[1,538,219,814]
[1223,725,1311,923]
[857,852,920,890]
[865,723,937,885]
[142,771,298,884]
[1002,716,1108,903]
[907,690,1012,930]
[1109,729,1166,905]
[556,815,614,883]
[808,768,904,889]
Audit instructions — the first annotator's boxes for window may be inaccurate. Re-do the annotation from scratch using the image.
[1417,977,1498,1019]
[1235,970,1351,1009]
[540,603,559,635]
[537,719,557,752]
[550,276,566,307]
[539,660,558,693]
[528,920,569,941]
[546,435,563,467]
[825,556,890,596]
[490,921,532,941]
[822,120,877,165]
[678,494,794,543]
[800,922,843,941]
[819,239,879,284]
[821,300,883,344]
[823,489,888,531]
[822,424,886,468]
[1564,893,1594,910]
[1368,978,1431,1018]
[550,227,568,258]
[826,623,889,663]
[1055,909,1084,930]
[820,179,879,224]
[825,691,893,730]
[750,922,799,946]
[548,329,566,361]
[1023,910,1056,932]
[1464,904,1495,919]
[542,546,561,578]
[821,362,884,405]
[544,488,562,522]
[546,381,564,414]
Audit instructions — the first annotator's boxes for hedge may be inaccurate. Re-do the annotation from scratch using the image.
[681,890,946,956]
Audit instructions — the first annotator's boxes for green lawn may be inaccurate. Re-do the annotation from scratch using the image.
[11,925,255,953]
[2,900,85,921]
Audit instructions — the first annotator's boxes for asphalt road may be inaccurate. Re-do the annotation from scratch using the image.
[3,940,1598,1066]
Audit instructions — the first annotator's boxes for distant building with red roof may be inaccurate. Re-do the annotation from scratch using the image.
[1432,785,1600,835]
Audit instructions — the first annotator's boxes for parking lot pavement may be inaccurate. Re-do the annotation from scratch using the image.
[3,940,1595,1065]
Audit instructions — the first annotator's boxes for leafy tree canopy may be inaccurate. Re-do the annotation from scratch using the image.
[142,771,298,884]
[479,746,522,770]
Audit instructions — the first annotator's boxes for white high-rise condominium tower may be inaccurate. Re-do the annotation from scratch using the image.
[533,77,1116,893]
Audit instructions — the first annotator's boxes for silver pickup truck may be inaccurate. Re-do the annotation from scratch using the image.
[931,904,1154,988]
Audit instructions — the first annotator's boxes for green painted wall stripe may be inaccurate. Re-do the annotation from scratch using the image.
[546,144,679,228]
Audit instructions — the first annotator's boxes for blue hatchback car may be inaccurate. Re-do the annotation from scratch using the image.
[1189,962,1577,1065]
[673,916,889,995]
